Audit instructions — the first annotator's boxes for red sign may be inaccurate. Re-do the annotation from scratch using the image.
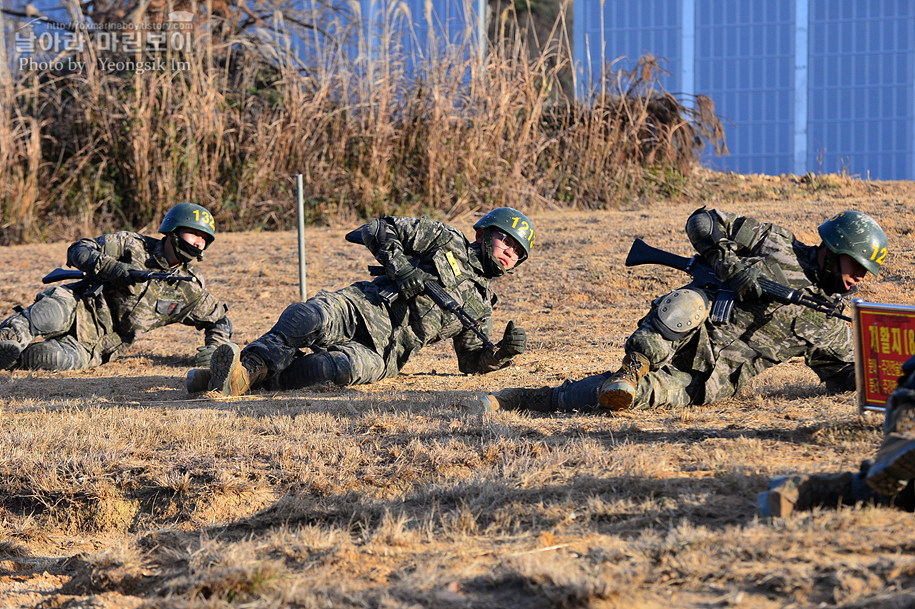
[854,300,915,412]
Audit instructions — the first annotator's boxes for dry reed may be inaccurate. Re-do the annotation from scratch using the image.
[0,1,723,244]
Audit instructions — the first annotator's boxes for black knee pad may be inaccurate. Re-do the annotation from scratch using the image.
[21,340,82,370]
[28,290,74,335]
[271,302,325,341]
[278,350,352,390]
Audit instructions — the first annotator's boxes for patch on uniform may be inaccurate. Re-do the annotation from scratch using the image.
[446,251,462,277]
[156,300,181,315]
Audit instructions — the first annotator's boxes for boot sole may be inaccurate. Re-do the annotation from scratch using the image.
[866,443,915,495]
[757,489,796,518]
[210,343,247,396]
[0,341,22,370]
[478,394,499,413]
[597,384,636,411]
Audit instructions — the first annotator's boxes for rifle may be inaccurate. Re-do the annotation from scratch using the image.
[367,265,498,352]
[41,267,194,298]
[625,238,852,323]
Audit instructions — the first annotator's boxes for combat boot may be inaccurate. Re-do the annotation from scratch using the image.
[866,401,915,495]
[757,472,857,518]
[0,340,22,370]
[209,343,267,397]
[21,341,83,370]
[597,352,650,411]
[478,386,554,413]
[186,368,212,394]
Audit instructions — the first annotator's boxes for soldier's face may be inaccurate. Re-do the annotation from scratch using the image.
[490,230,521,270]
[178,228,208,250]
[164,228,209,266]
[838,254,868,290]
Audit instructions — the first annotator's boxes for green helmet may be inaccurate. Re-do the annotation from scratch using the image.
[159,203,216,263]
[473,207,535,262]
[159,202,216,245]
[817,210,888,276]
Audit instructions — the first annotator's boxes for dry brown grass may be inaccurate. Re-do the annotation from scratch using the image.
[1,177,915,607]
[0,4,723,245]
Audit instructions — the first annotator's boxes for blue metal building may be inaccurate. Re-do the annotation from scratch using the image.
[573,0,915,179]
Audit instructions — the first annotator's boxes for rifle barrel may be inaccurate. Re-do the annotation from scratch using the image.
[424,281,498,352]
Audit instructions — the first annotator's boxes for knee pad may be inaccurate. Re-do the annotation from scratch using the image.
[271,302,325,342]
[650,288,710,341]
[21,340,84,370]
[277,350,353,390]
[28,288,76,335]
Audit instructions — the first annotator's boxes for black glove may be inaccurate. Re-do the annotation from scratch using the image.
[394,265,432,300]
[96,257,136,289]
[496,321,527,357]
[726,264,764,301]
[195,345,217,368]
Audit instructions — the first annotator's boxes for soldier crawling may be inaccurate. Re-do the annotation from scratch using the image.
[0,203,232,371]
[189,207,535,396]
[481,208,889,414]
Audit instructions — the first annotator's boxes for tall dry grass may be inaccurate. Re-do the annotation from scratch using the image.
[0,3,724,244]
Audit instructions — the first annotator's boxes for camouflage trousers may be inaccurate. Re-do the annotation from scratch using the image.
[244,290,387,387]
[0,286,92,370]
[552,365,703,412]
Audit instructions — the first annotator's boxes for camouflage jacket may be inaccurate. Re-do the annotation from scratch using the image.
[65,231,231,362]
[662,209,856,397]
[343,215,514,377]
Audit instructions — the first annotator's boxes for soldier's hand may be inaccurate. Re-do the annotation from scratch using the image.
[497,321,527,357]
[727,264,764,301]
[97,258,136,289]
[394,265,432,300]
[195,345,217,368]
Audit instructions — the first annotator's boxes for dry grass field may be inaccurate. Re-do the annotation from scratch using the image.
[1,172,915,608]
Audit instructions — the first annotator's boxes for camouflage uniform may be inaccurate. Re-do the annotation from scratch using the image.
[0,231,231,370]
[242,215,521,389]
[551,209,857,412]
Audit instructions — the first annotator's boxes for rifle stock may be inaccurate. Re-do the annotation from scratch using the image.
[42,268,86,284]
[625,238,693,272]
[41,268,194,285]
[626,238,719,287]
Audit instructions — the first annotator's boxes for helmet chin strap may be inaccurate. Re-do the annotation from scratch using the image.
[819,248,846,295]
[170,232,205,264]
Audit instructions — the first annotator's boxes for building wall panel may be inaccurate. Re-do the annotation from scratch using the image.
[573,0,915,179]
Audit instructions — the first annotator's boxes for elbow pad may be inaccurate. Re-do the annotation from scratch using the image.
[685,208,724,255]
[67,244,102,273]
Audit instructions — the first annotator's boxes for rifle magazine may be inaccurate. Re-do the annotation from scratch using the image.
[710,291,735,324]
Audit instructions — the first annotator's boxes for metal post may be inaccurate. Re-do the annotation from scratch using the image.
[793,0,810,175]
[0,0,9,93]
[295,174,307,301]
